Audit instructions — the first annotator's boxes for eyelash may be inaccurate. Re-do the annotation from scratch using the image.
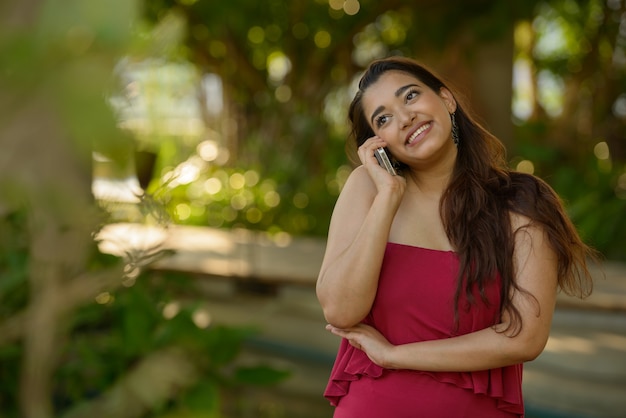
[375,89,421,128]
[406,89,420,101]
[375,115,388,128]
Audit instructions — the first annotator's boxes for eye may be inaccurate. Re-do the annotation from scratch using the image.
[375,114,389,128]
[406,89,420,102]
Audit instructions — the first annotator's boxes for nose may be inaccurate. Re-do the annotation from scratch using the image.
[399,109,416,128]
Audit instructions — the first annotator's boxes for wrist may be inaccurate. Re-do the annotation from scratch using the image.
[374,186,404,209]
[383,344,401,369]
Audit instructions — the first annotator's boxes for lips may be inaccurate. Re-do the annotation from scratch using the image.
[406,122,432,145]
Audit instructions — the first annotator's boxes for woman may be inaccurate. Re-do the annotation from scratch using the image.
[316,56,595,417]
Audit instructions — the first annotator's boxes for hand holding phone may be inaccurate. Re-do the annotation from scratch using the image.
[374,147,397,176]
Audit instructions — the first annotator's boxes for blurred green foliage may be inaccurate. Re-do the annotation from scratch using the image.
[128,0,533,238]
[509,0,626,260]
[122,0,626,260]
[1,0,624,417]
[0,1,289,417]
[516,133,626,260]
[0,215,290,417]
[52,270,290,417]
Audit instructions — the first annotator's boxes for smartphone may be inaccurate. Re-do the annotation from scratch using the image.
[374,147,397,176]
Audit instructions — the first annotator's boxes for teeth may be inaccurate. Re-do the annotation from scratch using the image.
[408,123,431,144]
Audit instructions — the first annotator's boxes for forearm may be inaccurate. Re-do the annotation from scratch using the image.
[386,325,545,372]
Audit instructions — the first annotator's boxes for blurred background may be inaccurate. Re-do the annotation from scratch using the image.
[0,0,624,417]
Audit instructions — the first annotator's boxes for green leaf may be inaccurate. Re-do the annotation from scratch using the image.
[203,325,257,366]
[178,379,221,414]
[233,365,291,387]
[120,288,160,355]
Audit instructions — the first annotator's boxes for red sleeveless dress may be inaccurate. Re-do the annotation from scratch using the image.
[324,243,524,417]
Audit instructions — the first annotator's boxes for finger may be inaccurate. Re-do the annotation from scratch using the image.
[357,137,386,158]
[359,147,386,169]
[326,324,347,337]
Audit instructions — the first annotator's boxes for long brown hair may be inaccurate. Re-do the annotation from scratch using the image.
[348,56,595,335]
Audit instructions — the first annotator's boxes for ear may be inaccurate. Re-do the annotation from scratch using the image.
[439,87,457,113]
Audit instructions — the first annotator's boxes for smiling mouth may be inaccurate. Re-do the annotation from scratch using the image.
[407,122,431,145]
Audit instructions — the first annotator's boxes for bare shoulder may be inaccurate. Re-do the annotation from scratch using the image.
[343,165,375,190]
[509,211,555,262]
[336,165,377,204]
[510,211,532,231]
[325,165,377,241]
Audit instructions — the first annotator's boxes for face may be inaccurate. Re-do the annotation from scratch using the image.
[361,70,457,164]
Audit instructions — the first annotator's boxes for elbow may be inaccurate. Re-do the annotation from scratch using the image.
[496,317,551,363]
[325,316,363,330]
[510,335,549,363]
[319,304,365,329]
[316,278,369,328]
[514,348,542,363]
[521,340,547,362]
[317,291,366,328]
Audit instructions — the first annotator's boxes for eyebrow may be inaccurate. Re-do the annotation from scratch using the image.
[369,83,420,126]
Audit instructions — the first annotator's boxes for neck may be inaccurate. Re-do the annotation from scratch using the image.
[406,170,452,199]
[406,148,457,198]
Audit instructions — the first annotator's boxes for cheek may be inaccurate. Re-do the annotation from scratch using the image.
[442,112,453,135]
[375,125,397,142]
[434,103,452,132]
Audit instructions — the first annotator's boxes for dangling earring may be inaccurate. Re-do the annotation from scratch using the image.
[450,112,460,147]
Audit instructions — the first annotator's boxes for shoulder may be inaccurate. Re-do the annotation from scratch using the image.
[327,165,378,227]
[509,211,532,232]
[509,210,555,268]
[338,165,377,201]
[507,175,558,252]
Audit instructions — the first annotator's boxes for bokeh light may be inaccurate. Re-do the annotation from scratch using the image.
[162,302,180,319]
[593,141,610,160]
[192,308,212,328]
[516,160,535,174]
[314,30,331,48]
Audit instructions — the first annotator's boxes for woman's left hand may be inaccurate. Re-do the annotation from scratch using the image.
[326,323,396,368]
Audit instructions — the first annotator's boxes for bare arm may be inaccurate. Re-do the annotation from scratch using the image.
[328,216,559,370]
[316,164,405,328]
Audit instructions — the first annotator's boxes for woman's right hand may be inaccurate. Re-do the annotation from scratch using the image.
[357,136,407,197]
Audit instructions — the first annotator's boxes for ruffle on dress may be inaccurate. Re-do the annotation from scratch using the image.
[324,339,524,416]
